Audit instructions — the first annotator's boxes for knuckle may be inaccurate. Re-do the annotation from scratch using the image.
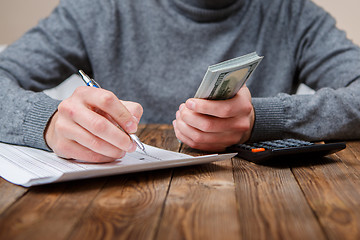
[219,105,233,117]
[200,121,213,132]
[89,137,103,150]
[73,86,88,96]
[58,100,74,116]
[243,101,253,114]
[234,119,251,132]
[98,91,116,107]
[191,132,203,143]
[91,117,108,133]
[179,111,188,124]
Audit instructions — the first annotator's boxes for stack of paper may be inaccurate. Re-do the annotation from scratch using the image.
[0,143,236,187]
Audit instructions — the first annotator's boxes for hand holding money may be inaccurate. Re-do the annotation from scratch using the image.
[173,86,255,151]
[173,52,262,151]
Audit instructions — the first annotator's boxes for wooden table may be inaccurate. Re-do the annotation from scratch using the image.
[1,124,360,240]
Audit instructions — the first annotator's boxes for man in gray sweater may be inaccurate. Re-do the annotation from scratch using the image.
[0,0,359,163]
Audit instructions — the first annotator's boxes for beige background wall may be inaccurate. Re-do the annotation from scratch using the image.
[0,0,359,45]
[0,0,59,44]
[313,0,360,45]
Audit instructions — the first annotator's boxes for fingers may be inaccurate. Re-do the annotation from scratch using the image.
[177,104,252,133]
[55,139,123,163]
[173,86,255,151]
[58,97,137,153]
[45,86,144,163]
[121,100,143,123]
[185,87,253,118]
[173,120,236,151]
[74,87,139,133]
[48,109,131,163]
[59,119,130,159]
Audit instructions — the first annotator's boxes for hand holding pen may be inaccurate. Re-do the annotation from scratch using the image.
[44,71,144,163]
[79,70,146,153]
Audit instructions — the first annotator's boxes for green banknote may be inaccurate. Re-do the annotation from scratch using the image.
[194,52,263,100]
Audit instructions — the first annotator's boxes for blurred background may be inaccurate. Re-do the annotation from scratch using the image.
[0,0,358,98]
[0,0,359,46]
[0,0,59,45]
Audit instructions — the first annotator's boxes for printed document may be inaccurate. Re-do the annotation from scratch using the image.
[0,142,236,187]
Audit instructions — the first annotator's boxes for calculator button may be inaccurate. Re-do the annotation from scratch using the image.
[239,144,254,150]
[251,148,266,153]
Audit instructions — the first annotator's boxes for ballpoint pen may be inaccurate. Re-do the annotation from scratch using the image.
[78,70,147,154]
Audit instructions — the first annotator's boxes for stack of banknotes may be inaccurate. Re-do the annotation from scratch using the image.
[194,52,263,100]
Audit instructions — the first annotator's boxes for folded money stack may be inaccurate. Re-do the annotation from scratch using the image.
[194,52,263,100]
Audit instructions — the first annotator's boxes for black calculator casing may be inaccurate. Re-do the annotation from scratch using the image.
[227,139,346,164]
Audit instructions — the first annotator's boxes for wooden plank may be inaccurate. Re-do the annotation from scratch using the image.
[156,145,241,240]
[138,124,181,151]
[339,141,360,166]
[0,179,106,240]
[66,124,180,240]
[0,178,28,215]
[66,168,172,240]
[232,157,326,240]
[292,142,360,240]
[0,125,154,239]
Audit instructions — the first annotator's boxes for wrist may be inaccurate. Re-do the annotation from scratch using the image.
[44,110,58,151]
[240,106,255,143]
[248,97,286,142]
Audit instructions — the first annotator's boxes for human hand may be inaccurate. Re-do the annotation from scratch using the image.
[45,86,143,163]
[173,86,254,152]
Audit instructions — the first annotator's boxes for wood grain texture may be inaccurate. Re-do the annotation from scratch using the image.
[66,124,180,240]
[0,178,28,215]
[138,124,181,151]
[67,170,172,240]
[1,125,359,240]
[156,145,241,240]
[0,179,106,240]
[292,142,360,240]
[232,157,326,240]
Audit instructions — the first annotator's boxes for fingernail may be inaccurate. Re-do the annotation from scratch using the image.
[176,111,180,119]
[125,120,137,133]
[119,151,126,159]
[133,115,140,123]
[186,100,195,110]
[179,103,185,111]
[128,142,137,152]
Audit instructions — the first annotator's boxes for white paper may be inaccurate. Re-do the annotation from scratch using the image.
[0,143,236,187]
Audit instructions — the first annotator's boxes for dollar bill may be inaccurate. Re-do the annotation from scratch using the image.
[194,52,263,100]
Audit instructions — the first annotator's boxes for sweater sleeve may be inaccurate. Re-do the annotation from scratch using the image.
[0,0,91,150]
[250,0,360,142]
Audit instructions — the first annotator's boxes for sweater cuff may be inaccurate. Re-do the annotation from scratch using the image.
[248,97,287,142]
[23,94,60,151]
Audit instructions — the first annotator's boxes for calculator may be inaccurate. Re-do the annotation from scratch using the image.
[227,139,346,164]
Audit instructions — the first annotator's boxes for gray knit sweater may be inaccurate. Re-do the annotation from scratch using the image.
[0,0,359,151]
